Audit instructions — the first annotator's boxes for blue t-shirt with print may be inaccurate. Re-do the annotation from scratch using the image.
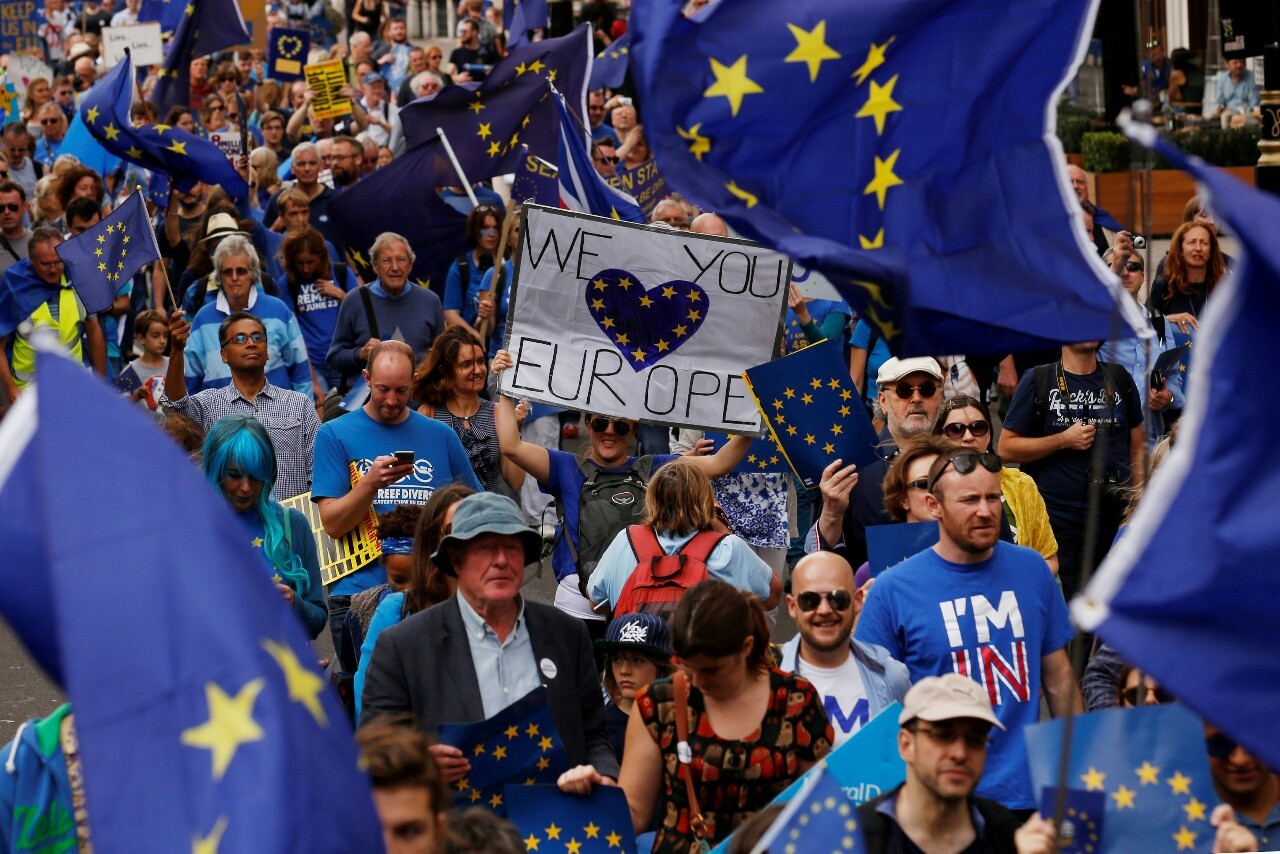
[781,298,848,355]
[854,541,1074,810]
[544,449,679,582]
[850,318,893,410]
[279,268,359,373]
[312,408,482,594]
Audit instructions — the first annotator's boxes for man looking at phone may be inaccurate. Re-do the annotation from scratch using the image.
[312,340,481,656]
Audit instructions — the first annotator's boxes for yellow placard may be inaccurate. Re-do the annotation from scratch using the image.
[304,60,352,121]
[280,475,381,586]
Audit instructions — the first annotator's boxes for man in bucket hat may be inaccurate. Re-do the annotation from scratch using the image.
[361,492,619,784]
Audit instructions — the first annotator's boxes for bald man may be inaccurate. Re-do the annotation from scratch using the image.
[1065,162,1124,255]
[779,552,909,745]
[690,212,728,236]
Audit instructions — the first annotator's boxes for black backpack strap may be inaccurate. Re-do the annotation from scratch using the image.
[1029,362,1056,433]
[358,285,381,340]
[455,253,471,292]
[333,261,349,288]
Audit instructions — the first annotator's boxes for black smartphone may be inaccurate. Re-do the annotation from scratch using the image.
[393,450,414,464]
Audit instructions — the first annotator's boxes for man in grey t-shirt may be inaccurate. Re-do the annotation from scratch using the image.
[0,181,31,276]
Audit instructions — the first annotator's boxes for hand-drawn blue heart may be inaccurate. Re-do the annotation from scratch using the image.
[585,268,710,372]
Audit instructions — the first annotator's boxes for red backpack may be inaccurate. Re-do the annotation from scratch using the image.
[613,526,727,622]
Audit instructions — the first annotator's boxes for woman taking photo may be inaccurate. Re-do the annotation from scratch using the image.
[558,579,833,851]
[414,327,525,496]
[202,414,326,638]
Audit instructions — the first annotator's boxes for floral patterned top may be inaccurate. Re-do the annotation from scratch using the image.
[637,668,834,853]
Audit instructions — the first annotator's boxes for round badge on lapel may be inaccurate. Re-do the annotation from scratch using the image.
[540,658,558,680]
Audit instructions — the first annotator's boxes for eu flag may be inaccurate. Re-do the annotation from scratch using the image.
[705,429,788,475]
[1025,705,1217,854]
[629,0,1148,356]
[0,259,62,338]
[267,27,310,82]
[750,762,865,852]
[0,349,382,849]
[56,190,160,315]
[555,89,645,223]
[866,520,939,577]
[589,32,631,92]
[504,0,549,50]
[511,145,560,207]
[437,686,570,817]
[1037,788,1105,854]
[80,52,247,195]
[153,0,250,113]
[505,785,637,853]
[744,339,880,489]
[1074,122,1280,778]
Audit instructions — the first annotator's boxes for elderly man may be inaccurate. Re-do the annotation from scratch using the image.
[170,233,312,399]
[161,310,320,499]
[690,212,728,236]
[263,142,341,250]
[360,492,619,785]
[327,232,443,383]
[394,48,429,105]
[857,675,1043,852]
[856,448,1082,813]
[809,356,944,568]
[1065,163,1124,255]
[650,198,689,230]
[779,552,909,746]
[33,104,66,169]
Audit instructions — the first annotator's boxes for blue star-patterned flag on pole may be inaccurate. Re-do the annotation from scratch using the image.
[505,785,638,853]
[437,687,570,817]
[1025,705,1217,853]
[744,339,880,489]
[589,31,631,92]
[139,0,188,37]
[56,190,160,315]
[629,0,1148,356]
[554,88,645,223]
[748,761,864,853]
[153,0,250,113]
[79,51,247,195]
[504,0,549,49]
[1074,120,1280,780]
[511,144,560,207]
[0,259,62,338]
[1037,788,1106,854]
[0,349,383,850]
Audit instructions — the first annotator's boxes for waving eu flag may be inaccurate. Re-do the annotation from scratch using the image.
[554,89,645,223]
[153,0,250,113]
[630,0,1147,356]
[1025,705,1217,853]
[749,762,865,853]
[0,350,382,850]
[0,259,62,338]
[511,145,560,207]
[589,32,631,92]
[1074,122,1280,778]
[504,0,549,49]
[139,0,187,36]
[80,51,247,195]
[506,785,637,853]
[56,190,160,315]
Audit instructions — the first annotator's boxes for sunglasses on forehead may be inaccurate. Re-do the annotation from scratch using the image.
[927,451,1002,491]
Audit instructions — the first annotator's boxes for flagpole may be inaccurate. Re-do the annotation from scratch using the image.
[136,185,180,311]
[437,127,479,207]
[477,206,519,342]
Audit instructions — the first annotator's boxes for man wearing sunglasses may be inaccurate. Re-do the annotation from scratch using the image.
[856,449,1082,814]
[810,356,944,569]
[0,180,31,276]
[1203,723,1280,852]
[779,552,909,747]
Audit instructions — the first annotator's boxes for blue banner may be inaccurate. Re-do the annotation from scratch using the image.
[608,159,666,216]
[0,0,42,55]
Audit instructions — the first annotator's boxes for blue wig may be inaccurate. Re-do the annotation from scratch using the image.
[202,415,310,597]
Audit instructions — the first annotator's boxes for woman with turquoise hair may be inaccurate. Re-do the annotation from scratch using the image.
[202,414,326,638]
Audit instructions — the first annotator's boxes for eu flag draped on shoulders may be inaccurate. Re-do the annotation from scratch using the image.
[555,89,645,223]
[152,0,250,113]
[56,190,160,315]
[0,349,382,850]
[80,51,248,195]
[0,260,62,338]
[629,0,1147,356]
[1074,120,1280,778]
[1025,704,1217,853]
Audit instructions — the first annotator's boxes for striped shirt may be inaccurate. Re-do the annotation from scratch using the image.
[161,381,321,500]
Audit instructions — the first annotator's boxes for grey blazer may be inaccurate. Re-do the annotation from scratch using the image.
[360,596,620,778]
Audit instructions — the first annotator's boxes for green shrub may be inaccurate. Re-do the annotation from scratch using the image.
[1082,132,1130,172]
[1056,114,1094,154]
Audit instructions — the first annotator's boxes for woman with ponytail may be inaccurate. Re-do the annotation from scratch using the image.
[202,414,326,638]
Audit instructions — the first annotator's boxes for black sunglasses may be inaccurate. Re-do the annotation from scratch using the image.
[906,477,930,491]
[1122,685,1176,706]
[1124,260,1144,272]
[1206,734,1243,760]
[589,417,631,437]
[942,420,991,440]
[892,381,938,400]
[928,451,1002,491]
[795,589,853,613]
[0,203,20,212]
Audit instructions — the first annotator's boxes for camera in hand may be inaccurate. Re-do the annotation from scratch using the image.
[1131,235,1146,249]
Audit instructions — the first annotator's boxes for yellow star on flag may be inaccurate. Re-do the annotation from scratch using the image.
[515,62,528,74]
[617,276,633,290]
[94,248,102,257]
[477,122,492,139]
[487,141,502,157]
[1172,826,1197,851]
[786,425,798,436]
[601,317,615,329]
[489,793,502,808]
[539,736,554,751]
[1080,767,1106,791]
[565,840,582,854]
[673,324,688,337]
[191,816,228,854]
[687,290,702,302]
[125,146,143,158]
[704,55,763,116]
[262,640,326,727]
[493,745,508,760]
[840,389,854,401]
[1167,771,1192,795]
[856,75,903,135]
[528,59,545,74]
[860,229,885,250]
[473,743,486,756]
[152,123,172,134]
[584,822,600,839]
[784,387,796,398]
[616,333,630,346]
[687,309,701,321]
[537,756,550,770]
[180,679,266,780]
[468,789,481,803]
[97,263,106,271]
[823,442,836,454]
[832,424,843,436]
[1111,785,1136,809]
[104,123,120,141]
[804,433,816,445]
[606,831,623,848]
[810,377,823,389]
[656,339,670,352]
[167,140,188,155]
[785,21,841,82]
[828,378,841,390]
[639,295,654,308]
[802,393,813,404]
[725,180,758,208]
[96,234,105,244]
[839,405,852,416]
[1183,797,1207,822]
[864,150,903,210]
[677,124,712,160]
[661,285,677,299]
[468,99,485,114]
[84,106,99,124]
[1135,761,1161,785]
[523,834,540,851]
[591,298,605,310]
[852,36,896,85]
[545,823,561,840]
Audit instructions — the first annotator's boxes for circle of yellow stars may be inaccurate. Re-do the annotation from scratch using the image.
[587,274,704,368]
[1078,760,1207,851]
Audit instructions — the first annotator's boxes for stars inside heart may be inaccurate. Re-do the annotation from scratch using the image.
[584,268,710,372]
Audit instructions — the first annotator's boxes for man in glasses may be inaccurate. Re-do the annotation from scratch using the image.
[33,105,66,170]
[1203,722,1280,851]
[856,449,1082,814]
[779,552,908,746]
[0,180,31,276]
[2,124,42,202]
[810,356,944,569]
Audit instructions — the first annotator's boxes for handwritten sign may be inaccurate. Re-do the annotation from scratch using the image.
[4,51,48,97]
[0,0,40,56]
[101,22,163,67]
[304,59,351,120]
[500,205,789,434]
[209,130,244,166]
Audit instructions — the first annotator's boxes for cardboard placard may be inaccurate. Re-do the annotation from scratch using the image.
[4,51,49,97]
[101,22,163,67]
[0,0,41,56]
[304,59,351,120]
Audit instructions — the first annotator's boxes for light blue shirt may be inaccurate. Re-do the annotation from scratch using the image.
[586,528,773,609]
[456,594,541,718]
[1216,70,1260,112]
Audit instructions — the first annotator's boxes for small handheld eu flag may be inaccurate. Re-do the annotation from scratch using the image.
[56,190,160,315]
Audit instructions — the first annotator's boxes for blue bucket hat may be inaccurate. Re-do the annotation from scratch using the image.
[594,612,673,660]
[430,492,541,577]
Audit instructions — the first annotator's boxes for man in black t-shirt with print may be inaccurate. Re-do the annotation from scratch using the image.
[999,341,1144,598]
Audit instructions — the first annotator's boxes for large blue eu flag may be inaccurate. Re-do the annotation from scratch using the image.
[56,190,160,314]
[0,349,383,850]
[1074,122,1280,777]
[0,259,62,338]
[630,0,1147,356]
[589,32,630,92]
[153,0,250,112]
[505,785,637,853]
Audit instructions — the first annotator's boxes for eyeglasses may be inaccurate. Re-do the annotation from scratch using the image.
[39,117,61,125]
[208,104,225,111]
[227,113,239,120]
[1124,261,1144,272]
[912,723,993,750]
[892,381,938,400]
[927,451,1002,491]
[795,589,853,613]
[1206,734,1243,760]
[0,203,21,212]
[1121,685,1176,706]
[222,331,266,346]
[906,477,930,491]
[588,417,632,437]
[219,266,251,279]
[942,420,991,440]
[593,155,619,164]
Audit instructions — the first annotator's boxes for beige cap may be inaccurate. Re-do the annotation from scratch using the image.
[877,356,943,386]
[899,674,1005,730]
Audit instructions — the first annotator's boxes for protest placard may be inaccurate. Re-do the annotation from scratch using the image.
[208,130,244,167]
[280,479,382,586]
[0,0,40,56]
[4,51,48,97]
[101,22,163,67]
[499,205,789,434]
[608,159,666,216]
[304,59,351,120]
[267,27,309,81]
